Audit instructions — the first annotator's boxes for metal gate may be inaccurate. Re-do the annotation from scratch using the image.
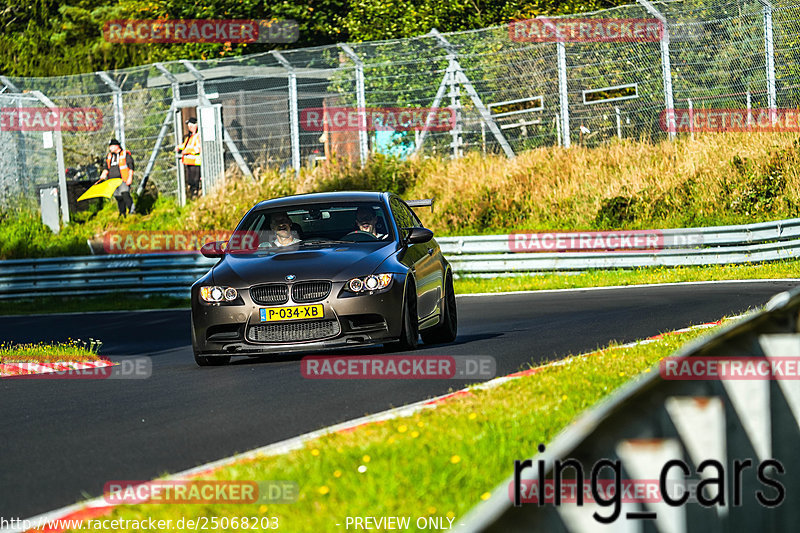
[0,92,64,230]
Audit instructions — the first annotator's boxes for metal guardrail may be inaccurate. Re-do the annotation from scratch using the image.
[439,217,800,275]
[438,218,800,255]
[0,218,798,299]
[0,254,217,299]
[456,287,800,532]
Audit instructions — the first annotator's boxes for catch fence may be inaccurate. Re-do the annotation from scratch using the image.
[1,0,799,221]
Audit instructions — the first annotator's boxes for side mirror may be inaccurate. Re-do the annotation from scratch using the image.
[405,227,434,245]
[200,241,226,258]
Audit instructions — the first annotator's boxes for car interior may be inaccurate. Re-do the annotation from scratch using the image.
[239,204,392,248]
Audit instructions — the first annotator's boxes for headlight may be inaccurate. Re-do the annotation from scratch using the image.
[346,274,393,293]
[200,286,238,303]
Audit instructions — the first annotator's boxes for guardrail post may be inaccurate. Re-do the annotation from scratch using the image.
[97,71,126,148]
[30,90,69,226]
[338,44,369,168]
[271,51,301,178]
[637,0,675,140]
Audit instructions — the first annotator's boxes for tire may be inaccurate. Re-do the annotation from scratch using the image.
[421,271,458,345]
[194,353,231,366]
[392,281,419,351]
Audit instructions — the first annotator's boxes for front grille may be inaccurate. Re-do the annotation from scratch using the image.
[292,281,332,303]
[251,284,289,305]
[247,320,341,343]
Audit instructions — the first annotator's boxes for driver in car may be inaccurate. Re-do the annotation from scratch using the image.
[270,212,302,246]
[355,206,387,240]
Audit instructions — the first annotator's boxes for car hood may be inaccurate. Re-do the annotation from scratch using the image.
[211,243,397,286]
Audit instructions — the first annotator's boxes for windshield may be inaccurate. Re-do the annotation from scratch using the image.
[232,201,394,251]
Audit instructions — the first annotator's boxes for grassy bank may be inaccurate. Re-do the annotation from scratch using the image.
[3,133,800,259]
[70,317,732,532]
[0,339,101,363]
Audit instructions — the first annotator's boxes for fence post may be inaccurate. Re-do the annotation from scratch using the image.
[428,29,515,158]
[615,106,622,140]
[154,63,184,207]
[0,77,29,197]
[447,58,463,159]
[747,90,753,127]
[338,44,368,168]
[30,90,68,226]
[272,52,301,178]
[687,98,694,140]
[97,71,126,148]
[758,0,777,112]
[556,41,570,148]
[637,0,675,140]
[540,20,570,148]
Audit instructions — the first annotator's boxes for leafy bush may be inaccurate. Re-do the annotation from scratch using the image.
[594,195,640,227]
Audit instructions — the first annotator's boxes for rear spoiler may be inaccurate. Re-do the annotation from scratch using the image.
[406,198,434,212]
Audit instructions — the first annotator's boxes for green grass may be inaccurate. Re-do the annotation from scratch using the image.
[454,261,800,293]
[70,318,731,532]
[0,339,101,363]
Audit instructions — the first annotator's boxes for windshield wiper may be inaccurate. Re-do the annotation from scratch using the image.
[299,239,350,246]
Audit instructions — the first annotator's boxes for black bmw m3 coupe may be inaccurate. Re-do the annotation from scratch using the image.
[191,191,457,366]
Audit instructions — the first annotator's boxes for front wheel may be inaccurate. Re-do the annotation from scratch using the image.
[421,271,457,345]
[194,353,231,366]
[392,282,419,351]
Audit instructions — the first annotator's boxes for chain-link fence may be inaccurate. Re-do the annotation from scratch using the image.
[1,0,799,217]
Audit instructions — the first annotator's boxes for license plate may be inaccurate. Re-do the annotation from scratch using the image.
[260,304,323,322]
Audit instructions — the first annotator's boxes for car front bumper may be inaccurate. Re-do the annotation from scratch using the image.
[191,276,407,356]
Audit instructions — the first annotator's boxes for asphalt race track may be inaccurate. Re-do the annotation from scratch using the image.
[1,280,796,519]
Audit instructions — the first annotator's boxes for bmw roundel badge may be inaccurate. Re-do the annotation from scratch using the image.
[286,274,296,281]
